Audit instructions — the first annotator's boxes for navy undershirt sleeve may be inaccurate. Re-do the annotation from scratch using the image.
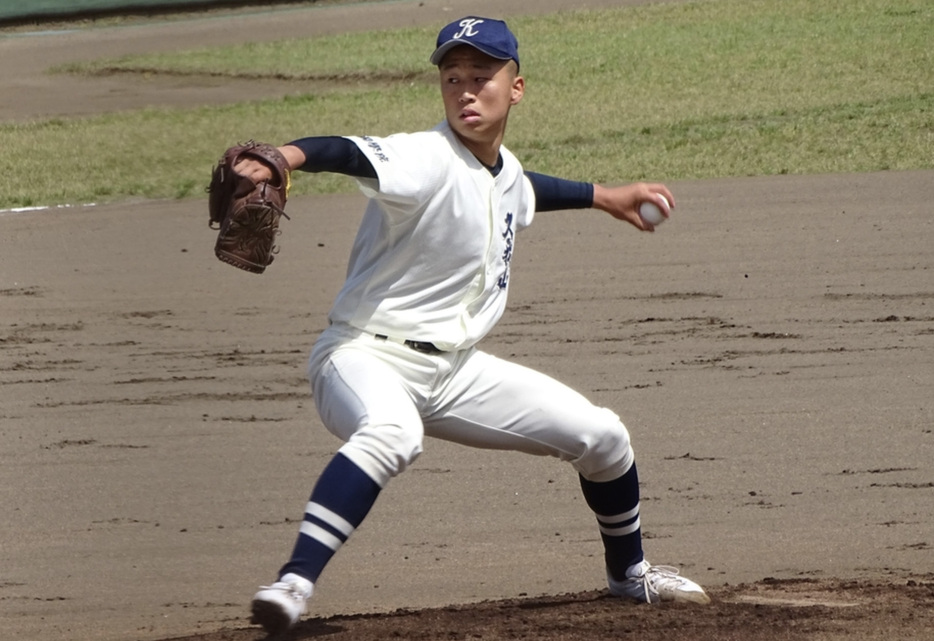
[288,136,378,179]
[525,171,594,212]
[285,139,591,211]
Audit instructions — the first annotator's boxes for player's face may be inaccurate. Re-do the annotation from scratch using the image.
[439,47,524,162]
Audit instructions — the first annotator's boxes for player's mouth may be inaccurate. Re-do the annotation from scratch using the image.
[460,109,481,123]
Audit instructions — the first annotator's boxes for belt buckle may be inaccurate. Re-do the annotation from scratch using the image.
[374,334,441,355]
[404,340,442,354]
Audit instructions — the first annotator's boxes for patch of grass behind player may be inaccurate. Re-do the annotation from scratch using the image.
[55,23,436,81]
[0,87,439,208]
[1,0,931,209]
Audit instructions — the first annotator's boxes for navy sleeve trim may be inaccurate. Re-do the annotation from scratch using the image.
[288,136,378,179]
[525,171,594,212]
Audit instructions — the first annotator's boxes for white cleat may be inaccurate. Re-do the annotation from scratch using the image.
[608,560,710,605]
[250,572,314,635]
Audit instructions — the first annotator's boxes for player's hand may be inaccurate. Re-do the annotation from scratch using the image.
[592,182,675,232]
[233,145,306,183]
[233,158,274,183]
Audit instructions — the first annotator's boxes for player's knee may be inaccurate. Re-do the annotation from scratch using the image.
[575,411,634,483]
[340,425,424,487]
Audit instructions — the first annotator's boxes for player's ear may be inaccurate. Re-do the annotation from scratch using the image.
[510,74,525,106]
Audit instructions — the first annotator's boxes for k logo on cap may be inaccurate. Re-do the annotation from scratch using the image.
[430,16,520,70]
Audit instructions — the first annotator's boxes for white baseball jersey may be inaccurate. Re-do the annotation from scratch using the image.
[330,120,536,352]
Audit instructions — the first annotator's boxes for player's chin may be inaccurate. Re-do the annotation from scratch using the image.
[450,119,488,142]
[450,115,477,130]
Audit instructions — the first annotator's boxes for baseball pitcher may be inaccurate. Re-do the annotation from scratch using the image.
[210,16,705,635]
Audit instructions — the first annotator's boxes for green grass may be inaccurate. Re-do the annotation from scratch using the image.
[54,24,435,80]
[1,0,931,209]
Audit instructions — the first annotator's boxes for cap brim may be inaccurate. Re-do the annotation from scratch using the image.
[430,40,512,66]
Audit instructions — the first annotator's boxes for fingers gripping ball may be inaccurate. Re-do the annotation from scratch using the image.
[638,195,669,227]
[208,141,291,274]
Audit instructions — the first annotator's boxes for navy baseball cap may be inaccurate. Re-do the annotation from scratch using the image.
[430,16,520,70]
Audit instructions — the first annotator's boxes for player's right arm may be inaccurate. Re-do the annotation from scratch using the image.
[527,170,674,232]
[591,182,675,231]
[524,171,593,212]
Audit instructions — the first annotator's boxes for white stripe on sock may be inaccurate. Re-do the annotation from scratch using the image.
[596,502,640,525]
[599,516,641,537]
[300,521,345,551]
[306,501,355,537]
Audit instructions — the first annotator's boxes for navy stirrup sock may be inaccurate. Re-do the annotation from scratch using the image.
[579,463,644,581]
[279,453,382,582]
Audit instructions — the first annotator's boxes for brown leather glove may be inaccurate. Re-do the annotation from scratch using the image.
[207,141,291,274]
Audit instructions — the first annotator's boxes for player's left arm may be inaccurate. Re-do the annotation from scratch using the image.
[233,137,378,183]
[526,171,674,232]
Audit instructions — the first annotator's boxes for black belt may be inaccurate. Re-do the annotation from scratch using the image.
[374,334,444,354]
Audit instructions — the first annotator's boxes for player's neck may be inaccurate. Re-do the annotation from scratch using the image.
[456,133,503,168]
[480,153,504,176]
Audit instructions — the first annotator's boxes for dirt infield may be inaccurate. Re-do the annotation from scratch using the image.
[1,2,932,640]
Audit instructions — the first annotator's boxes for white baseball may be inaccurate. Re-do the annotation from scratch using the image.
[639,195,669,226]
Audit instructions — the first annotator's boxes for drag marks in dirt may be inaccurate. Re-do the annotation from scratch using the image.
[1,321,85,349]
[0,285,43,297]
[162,577,934,641]
[838,466,934,491]
[839,467,919,475]
[871,481,934,489]
[0,312,85,423]
[664,452,719,461]
[497,284,934,392]
[823,292,934,302]
[42,438,150,451]
[0,304,309,409]
[34,389,309,409]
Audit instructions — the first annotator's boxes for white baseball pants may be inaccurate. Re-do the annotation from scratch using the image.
[308,324,634,488]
